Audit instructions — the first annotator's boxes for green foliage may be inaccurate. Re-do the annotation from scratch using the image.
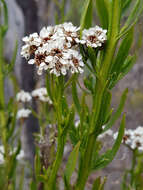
[92,177,106,190]
[0,0,143,189]
[95,0,109,28]
[120,0,143,38]
[64,141,80,183]
[102,89,128,133]
[92,115,125,170]
[80,0,93,34]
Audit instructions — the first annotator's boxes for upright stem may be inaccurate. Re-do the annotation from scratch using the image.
[46,76,65,189]
[130,150,136,186]
[47,134,65,189]
[75,1,121,189]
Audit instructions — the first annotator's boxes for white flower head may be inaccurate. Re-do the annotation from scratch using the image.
[80,26,107,48]
[16,90,32,103]
[0,146,25,164]
[98,129,113,140]
[113,126,143,152]
[31,87,52,104]
[17,109,31,119]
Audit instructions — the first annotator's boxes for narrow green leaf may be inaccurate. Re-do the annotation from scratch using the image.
[100,90,112,126]
[95,0,109,28]
[102,88,128,133]
[64,141,80,182]
[5,40,18,75]
[119,55,136,79]
[72,79,81,114]
[92,177,101,190]
[93,115,125,170]
[0,0,8,36]
[46,74,53,101]
[111,27,134,74]
[122,0,132,14]
[80,0,93,34]
[120,0,143,38]
[92,177,107,190]
[110,55,136,88]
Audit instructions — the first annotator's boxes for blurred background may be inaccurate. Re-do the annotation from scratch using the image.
[2,0,143,189]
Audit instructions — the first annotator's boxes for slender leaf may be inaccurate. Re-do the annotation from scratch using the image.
[4,40,18,75]
[120,0,143,38]
[122,0,132,14]
[93,115,125,170]
[92,177,107,190]
[111,27,134,74]
[0,0,8,36]
[95,0,109,28]
[64,141,80,182]
[102,88,128,133]
[72,79,81,114]
[80,0,93,34]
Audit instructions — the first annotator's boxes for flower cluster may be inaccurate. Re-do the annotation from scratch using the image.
[0,146,25,164]
[32,87,52,103]
[21,22,107,76]
[78,26,107,48]
[113,126,143,152]
[16,90,32,103]
[17,108,31,120]
[16,88,52,120]
[98,129,113,140]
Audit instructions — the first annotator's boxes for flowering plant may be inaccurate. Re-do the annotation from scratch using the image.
[0,0,143,189]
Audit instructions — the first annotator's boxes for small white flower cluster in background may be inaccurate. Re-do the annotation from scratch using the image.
[31,87,52,104]
[16,90,32,103]
[16,88,52,120]
[21,22,107,76]
[78,26,107,48]
[17,108,31,120]
[113,126,143,152]
[0,146,25,164]
[98,129,113,140]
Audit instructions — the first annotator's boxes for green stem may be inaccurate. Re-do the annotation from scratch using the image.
[130,150,136,186]
[101,0,121,79]
[75,1,121,189]
[46,76,65,189]
[75,134,96,190]
[47,134,65,189]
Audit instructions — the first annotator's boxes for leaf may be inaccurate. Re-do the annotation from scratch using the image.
[121,0,132,14]
[0,0,8,36]
[72,79,81,114]
[64,141,80,182]
[93,115,125,170]
[30,181,37,190]
[119,0,143,38]
[92,177,107,190]
[46,74,53,101]
[102,88,128,133]
[95,0,109,28]
[4,40,18,75]
[111,27,134,74]
[118,55,136,80]
[80,0,93,35]
[109,55,136,88]
[100,89,112,126]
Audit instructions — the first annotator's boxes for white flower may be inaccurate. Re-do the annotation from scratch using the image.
[98,129,113,140]
[16,90,32,103]
[0,146,25,164]
[21,22,107,76]
[40,26,54,39]
[31,88,52,104]
[80,26,107,48]
[17,109,31,119]
[113,126,143,152]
